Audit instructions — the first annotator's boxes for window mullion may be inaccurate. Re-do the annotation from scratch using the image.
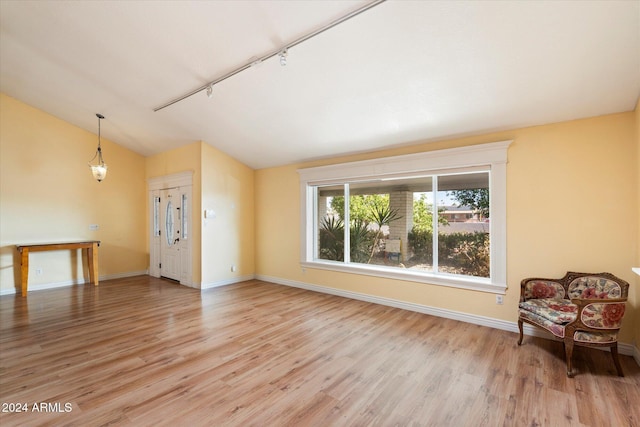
[343,183,350,264]
[312,186,319,260]
[432,176,439,273]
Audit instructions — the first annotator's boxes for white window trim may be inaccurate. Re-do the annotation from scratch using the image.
[298,141,512,294]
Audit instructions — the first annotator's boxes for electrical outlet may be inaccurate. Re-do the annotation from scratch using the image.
[495,295,504,305]
[35,268,43,276]
[231,265,237,272]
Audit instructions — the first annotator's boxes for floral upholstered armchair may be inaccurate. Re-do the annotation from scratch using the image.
[517,271,629,377]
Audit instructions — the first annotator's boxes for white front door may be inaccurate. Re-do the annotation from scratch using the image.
[160,187,181,281]
[148,172,193,286]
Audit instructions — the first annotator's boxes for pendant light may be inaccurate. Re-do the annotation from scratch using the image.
[88,113,107,182]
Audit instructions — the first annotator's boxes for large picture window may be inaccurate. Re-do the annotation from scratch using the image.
[298,141,511,293]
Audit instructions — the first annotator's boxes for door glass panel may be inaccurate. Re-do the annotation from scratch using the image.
[181,193,188,240]
[153,196,161,237]
[165,200,174,246]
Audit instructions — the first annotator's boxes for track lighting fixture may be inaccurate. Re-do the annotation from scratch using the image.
[153,0,386,111]
[88,113,107,182]
[279,49,288,67]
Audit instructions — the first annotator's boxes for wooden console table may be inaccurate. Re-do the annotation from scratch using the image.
[16,241,100,297]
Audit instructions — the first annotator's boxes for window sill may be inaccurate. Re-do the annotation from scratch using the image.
[300,260,507,294]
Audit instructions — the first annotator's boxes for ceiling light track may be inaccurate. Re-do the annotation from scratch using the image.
[153,0,386,112]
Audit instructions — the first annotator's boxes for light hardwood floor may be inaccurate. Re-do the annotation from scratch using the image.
[1,276,638,426]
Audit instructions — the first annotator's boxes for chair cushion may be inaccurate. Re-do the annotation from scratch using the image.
[573,330,618,343]
[518,309,567,338]
[518,298,577,324]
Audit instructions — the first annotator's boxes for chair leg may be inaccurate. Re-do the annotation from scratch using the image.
[517,319,524,345]
[610,343,624,377]
[564,338,575,377]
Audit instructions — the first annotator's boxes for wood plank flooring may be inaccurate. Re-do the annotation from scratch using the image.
[1,276,638,426]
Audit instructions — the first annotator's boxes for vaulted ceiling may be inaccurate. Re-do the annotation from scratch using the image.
[1,1,638,169]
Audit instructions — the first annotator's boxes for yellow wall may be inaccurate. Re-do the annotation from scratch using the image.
[255,112,638,343]
[201,143,255,285]
[0,94,147,293]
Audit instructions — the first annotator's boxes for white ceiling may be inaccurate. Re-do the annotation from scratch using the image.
[1,1,638,170]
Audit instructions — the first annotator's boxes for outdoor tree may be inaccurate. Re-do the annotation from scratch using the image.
[447,188,489,219]
[412,194,448,232]
[330,194,389,222]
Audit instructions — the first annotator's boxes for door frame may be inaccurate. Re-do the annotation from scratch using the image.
[148,171,193,287]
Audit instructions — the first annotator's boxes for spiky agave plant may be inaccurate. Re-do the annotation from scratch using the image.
[319,216,344,261]
[350,218,374,263]
[366,204,402,263]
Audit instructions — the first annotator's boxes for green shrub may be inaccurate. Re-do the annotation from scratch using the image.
[408,228,489,277]
[408,228,433,263]
[446,232,490,277]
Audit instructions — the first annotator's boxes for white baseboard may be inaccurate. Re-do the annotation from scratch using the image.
[256,274,637,359]
[200,274,256,290]
[0,270,149,296]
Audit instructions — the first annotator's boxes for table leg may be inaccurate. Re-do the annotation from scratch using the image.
[88,242,99,286]
[20,249,29,297]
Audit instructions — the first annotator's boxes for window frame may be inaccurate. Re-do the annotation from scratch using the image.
[298,141,512,294]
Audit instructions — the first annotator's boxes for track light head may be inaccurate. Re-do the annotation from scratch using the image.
[279,49,288,66]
